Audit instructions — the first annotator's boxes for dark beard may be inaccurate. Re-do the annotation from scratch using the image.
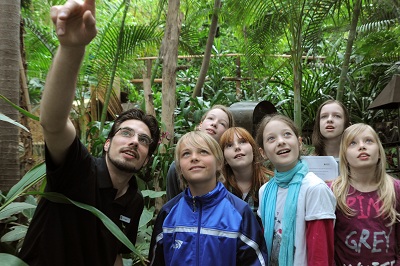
[107,152,140,173]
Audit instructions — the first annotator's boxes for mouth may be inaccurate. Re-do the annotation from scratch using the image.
[277,149,290,155]
[358,152,370,159]
[189,166,204,171]
[205,128,216,135]
[325,126,335,130]
[234,153,245,159]
[121,149,139,159]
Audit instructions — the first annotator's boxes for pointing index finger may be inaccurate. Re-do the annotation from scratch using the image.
[83,0,96,18]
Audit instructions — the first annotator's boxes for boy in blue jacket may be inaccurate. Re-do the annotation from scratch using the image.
[149,131,268,266]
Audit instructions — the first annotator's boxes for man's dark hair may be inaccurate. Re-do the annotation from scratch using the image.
[107,108,160,156]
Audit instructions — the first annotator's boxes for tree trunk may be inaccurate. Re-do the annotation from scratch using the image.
[143,59,156,117]
[158,0,181,211]
[336,0,361,102]
[19,19,34,176]
[290,3,304,132]
[161,0,181,147]
[0,0,21,190]
[292,49,303,132]
[192,0,221,98]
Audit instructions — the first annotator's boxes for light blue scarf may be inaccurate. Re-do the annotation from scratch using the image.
[261,160,308,265]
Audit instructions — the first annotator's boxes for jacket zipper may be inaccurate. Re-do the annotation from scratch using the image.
[192,196,196,212]
[196,199,202,266]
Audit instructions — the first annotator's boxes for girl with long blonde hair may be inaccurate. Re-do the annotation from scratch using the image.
[331,123,400,265]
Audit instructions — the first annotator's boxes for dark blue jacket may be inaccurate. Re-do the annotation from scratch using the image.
[149,182,268,266]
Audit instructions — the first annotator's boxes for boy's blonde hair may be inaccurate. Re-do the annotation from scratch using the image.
[175,131,225,189]
[331,123,400,225]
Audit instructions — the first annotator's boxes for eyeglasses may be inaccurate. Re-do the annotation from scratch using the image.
[115,127,153,146]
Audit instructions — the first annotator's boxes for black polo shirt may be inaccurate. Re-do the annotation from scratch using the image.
[19,137,144,266]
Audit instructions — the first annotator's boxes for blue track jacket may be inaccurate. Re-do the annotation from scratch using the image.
[149,182,268,266]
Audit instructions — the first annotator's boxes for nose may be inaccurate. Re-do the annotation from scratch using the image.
[128,135,139,147]
[190,152,199,162]
[233,142,241,150]
[358,141,366,150]
[277,136,286,146]
[327,115,333,123]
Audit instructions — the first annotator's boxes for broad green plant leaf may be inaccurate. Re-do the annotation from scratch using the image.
[35,192,145,262]
[1,225,28,242]
[0,94,39,121]
[138,208,154,228]
[0,113,29,132]
[2,163,46,211]
[0,203,36,221]
[0,253,28,266]
[141,190,166,198]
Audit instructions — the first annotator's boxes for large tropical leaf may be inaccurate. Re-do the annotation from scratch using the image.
[0,94,39,121]
[1,163,46,211]
[34,192,144,260]
[0,113,29,132]
[0,253,28,266]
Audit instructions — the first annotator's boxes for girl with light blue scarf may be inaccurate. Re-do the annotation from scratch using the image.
[255,114,336,266]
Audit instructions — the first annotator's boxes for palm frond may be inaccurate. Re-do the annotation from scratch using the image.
[358,19,397,33]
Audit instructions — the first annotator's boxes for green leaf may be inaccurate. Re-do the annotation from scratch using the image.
[2,163,46,210]
[139,208,154,228]
[0,113,29,132]
[0,253,28,266]
[141,190,166,198]
[1,225,28,242]
[36,192,144,261]
[0,94,39,121]
[0,203,36,221]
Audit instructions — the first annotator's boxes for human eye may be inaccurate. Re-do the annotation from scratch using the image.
[320,114,327,119]
[349,140,356,146]
[266,136,275,142]
[334,114,342,118]
[200,149,210,155]
[365,138,374,144]
[138,134,152,146]
[239,138,247,144]
[120,128,132,137]
[283,131,292,137]
[226,142,233,148]
[181,151,190,157]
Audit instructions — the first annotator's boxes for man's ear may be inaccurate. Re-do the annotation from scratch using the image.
[104,139,110,152]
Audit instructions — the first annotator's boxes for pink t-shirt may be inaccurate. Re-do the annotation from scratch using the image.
[334,179,400,266]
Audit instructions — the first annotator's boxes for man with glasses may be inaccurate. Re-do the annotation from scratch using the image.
[19,0,160,265]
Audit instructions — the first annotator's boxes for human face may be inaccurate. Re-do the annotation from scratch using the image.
[223,133,254,171]
[199,108,229,142]
[178,139,219,195]
[319,103,346,140]
[345,129,380,172]
[104,120,151,173]
[261,120,300,172]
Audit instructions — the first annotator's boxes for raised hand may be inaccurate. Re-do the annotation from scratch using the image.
[50,0,97,47]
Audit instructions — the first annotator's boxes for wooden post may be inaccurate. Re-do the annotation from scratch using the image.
[143,59,156,117]
[235,55,241,98]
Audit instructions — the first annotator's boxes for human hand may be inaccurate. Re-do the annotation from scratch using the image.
[50,0,97,47]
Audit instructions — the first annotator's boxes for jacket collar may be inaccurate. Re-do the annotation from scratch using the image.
[183,182,227,208]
